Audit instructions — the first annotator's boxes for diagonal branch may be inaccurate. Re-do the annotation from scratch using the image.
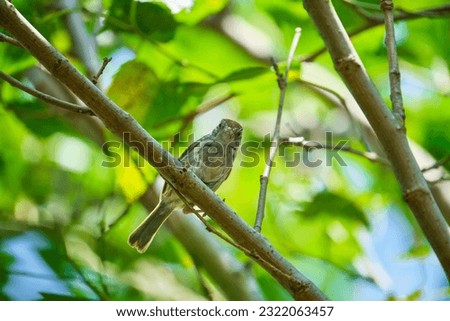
[0,32,21,46]
[0,70,95,115]
[303,0,450,280]
[0,0,327,300]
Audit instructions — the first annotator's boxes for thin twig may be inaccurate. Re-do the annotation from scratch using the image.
[0,32,21,47]
[254,28,302,233]
[422,155,450,172]
[91,57,112,85]
[0,71,95,115]
[381,0,405,127]
[302,4,450,62]
[283,136,390,165]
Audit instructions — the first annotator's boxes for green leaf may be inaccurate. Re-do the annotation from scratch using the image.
[303,191,369,227]
[143,80,210,129]
[104,0,134,32]
[219,67,269,83]
[134,2,178,42]
[105,0,177,42]
[107,60,210,132]
[107,60,159,122]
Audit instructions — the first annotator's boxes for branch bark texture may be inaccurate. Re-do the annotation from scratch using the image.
[380,0,405,126]
[303,0,450,280]
[0,0,327,300]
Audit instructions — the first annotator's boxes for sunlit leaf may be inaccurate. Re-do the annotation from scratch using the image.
[117,157,148,203]
[107,61,159,122]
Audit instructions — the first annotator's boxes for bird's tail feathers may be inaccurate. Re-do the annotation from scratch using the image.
[128,203,173,253]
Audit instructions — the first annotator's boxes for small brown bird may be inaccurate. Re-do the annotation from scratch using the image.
[128,119,243,253]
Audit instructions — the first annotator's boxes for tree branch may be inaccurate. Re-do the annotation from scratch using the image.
[254,28,302,233]
[0,1,327,300]
[303,0,450,280]
[0,31,21,46]
[303,3,450,62]
[56,0,101,78]
[0,70,95,115]
[380,0,405,126]
[91,57,112,85]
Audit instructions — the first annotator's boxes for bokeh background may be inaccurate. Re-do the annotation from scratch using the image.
[0,0,449,300]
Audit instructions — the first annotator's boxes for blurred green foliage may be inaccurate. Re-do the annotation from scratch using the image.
[0,0,449,301]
